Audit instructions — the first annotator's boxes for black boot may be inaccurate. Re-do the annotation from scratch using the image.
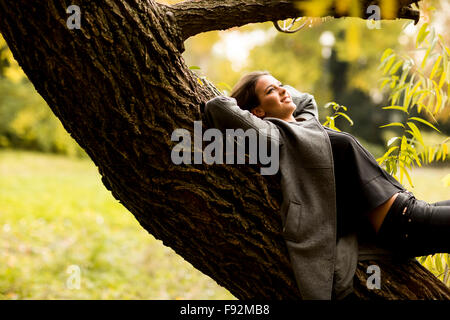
[376,191,450,258]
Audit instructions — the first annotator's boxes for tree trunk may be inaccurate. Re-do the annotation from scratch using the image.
[0,0,448,299]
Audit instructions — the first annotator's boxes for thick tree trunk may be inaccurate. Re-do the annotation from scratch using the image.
[0,0,448,299]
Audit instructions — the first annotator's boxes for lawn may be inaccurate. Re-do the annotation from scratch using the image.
[0,150,235,299]
[0,150,448,299]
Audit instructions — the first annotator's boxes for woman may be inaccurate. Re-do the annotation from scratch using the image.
[204,70,450,299]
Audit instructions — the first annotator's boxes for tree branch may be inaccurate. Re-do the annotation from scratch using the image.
[163,0,420,42]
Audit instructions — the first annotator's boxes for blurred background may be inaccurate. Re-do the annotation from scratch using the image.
[1,0,449,299]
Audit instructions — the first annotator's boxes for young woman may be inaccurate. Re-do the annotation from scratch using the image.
[204,70,450,300]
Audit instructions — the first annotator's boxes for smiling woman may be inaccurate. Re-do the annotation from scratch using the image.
[204,70,450,300]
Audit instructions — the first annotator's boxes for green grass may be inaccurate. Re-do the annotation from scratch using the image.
[0,150,235,300]
[1,149,449,299]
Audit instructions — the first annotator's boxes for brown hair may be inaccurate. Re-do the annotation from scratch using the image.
[229,70,271,111]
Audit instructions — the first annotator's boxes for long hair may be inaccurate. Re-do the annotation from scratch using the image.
[229,71,271,111]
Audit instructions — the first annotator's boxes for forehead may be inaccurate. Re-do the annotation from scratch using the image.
[255,75,279,93]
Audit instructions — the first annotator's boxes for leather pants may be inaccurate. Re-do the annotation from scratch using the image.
[376,190,450,257]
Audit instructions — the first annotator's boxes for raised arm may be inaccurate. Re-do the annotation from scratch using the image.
[283,85,319,121]
[203,95,282,144]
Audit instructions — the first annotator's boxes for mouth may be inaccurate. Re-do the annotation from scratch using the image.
[281,96,291,103]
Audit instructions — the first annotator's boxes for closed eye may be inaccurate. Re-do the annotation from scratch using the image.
[266,82,283,94]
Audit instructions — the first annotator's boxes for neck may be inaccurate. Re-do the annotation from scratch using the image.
[285,115,297,123]
[262,114,297,122]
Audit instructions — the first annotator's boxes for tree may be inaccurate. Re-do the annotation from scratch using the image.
[0,0,449,299]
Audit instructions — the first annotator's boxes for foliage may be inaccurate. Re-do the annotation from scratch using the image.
[376,21,450,287]
[376,22,449,187]
[0,34,25,83]
[417,254,450,287]
[0,77,86,157]
[322,102,354,131]
[0,34,85,157]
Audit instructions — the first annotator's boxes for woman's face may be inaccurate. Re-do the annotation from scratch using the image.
[252,75,296,119]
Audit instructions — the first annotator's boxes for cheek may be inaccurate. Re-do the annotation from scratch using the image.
[268,96,280,107]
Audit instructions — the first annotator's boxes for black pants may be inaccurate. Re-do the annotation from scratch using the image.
[324,127,405,238]
[377,190,450,256]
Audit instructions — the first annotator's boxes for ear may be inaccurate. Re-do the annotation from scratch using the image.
[251,106,265,118]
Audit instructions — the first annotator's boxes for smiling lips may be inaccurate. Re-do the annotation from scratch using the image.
[281,95,291,103]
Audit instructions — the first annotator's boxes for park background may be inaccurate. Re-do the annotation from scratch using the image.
[0,0,449,299]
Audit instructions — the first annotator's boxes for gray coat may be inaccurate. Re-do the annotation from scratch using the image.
[204,85,395,300]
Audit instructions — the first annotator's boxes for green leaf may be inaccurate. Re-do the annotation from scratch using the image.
[409,79,422,97]
[409,116,441,132]
[390,60,404,75]
[429,55,442,79]
[189,66,201,70]
[429,146,435,162]
[385,146,399,157]
[421,36,438,70]
[416,23,429,47]
[383,55,397,75]
[400,135,407,153]
[382,105,408,112]
[399,62,411,87]
[324,102,338,109]
[380,122,405,128]
[438,71,446,89]
[400,164,414,187]
[436,148,442,161]
[380,77,391,90]
[381,48,394,63]
[435,254,444,274]
[406,121,425,146]
[335,112,354,126]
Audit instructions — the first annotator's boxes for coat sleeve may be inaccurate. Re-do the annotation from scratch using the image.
[283,85,319,120]
[203,95,282,144]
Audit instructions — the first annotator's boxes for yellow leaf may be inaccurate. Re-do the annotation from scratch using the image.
[400,166,414,187]
[429,146,435,162]
[383,55,396,75]
[295,0,334,17]
[416,23,430,47]
[390,60,404,75]
[436,149,442,161]
[381,48,394,62]
[442,173,450,187]
[349,0,361,17]
[346,23,360,61]
[335,0,352,15]
[381,0,397,19]
[429,55,442,79]
[438,71,446,89]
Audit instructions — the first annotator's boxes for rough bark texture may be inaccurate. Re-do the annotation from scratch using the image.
[0,0,448,299]
[167,0,420,43]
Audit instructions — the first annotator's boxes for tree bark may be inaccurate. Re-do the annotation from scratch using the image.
[167,0,420,43]
[0,0,448,299]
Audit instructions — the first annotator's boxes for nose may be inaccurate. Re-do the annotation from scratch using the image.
[279,85,288,98]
